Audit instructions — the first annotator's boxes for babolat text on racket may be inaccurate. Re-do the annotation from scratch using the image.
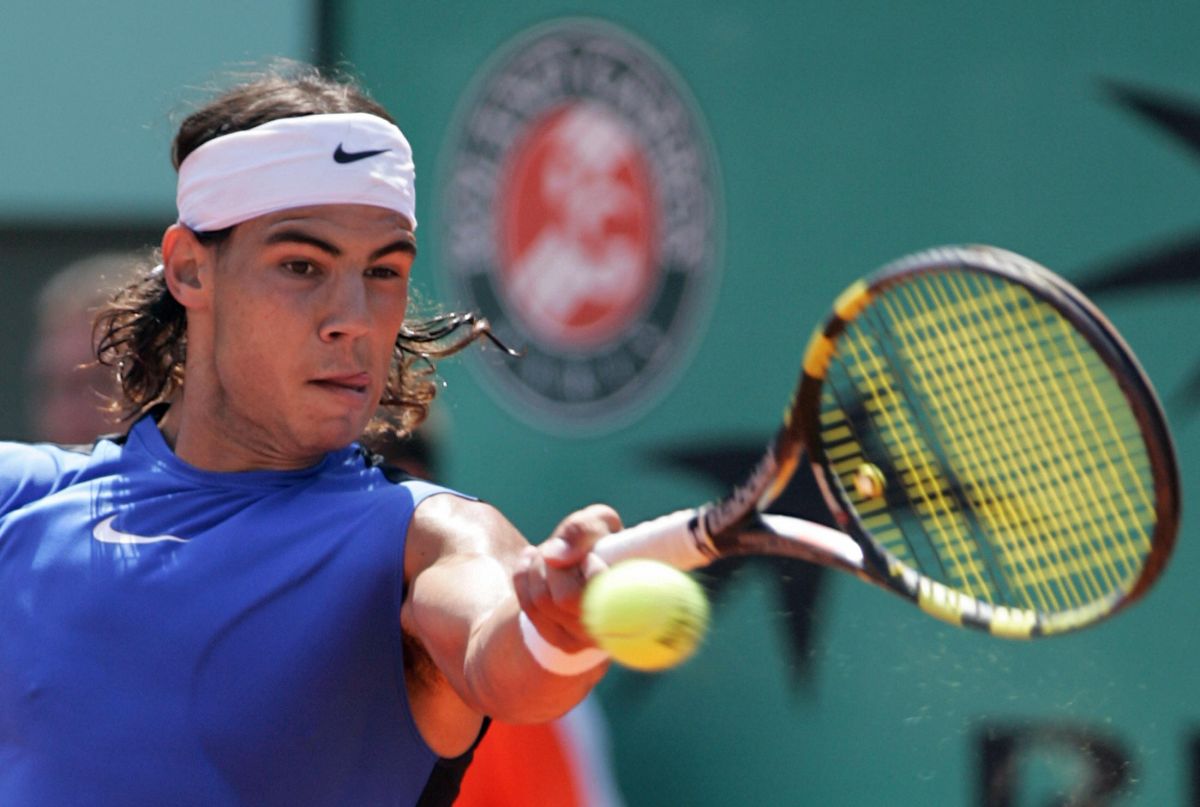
[594,245,1180,638]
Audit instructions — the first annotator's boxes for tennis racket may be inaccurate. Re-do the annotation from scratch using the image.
[593,245,1180,638]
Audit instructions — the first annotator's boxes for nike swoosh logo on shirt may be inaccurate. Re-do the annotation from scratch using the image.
[333,144,391,164]
[92,515,188,545]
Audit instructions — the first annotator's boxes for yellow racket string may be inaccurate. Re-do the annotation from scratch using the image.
[818,270,1157,614]
[884,283,1059,609]
[912,276,1109,609]
[908,275,1150,607]
[974,275,1150,599]
[837,328,991,593]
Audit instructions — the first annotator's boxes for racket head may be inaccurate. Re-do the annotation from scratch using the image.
[797,245,1180,638]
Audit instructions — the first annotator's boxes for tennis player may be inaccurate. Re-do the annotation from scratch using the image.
[0,65,615,806]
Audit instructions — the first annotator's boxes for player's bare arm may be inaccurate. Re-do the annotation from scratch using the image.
[401,495,617,756]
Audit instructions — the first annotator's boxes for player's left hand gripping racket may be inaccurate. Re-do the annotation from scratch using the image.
[593,245,1180,638]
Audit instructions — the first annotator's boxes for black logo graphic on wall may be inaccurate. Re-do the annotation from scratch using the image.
[1085,79,1200,415]
[441,18,721,433]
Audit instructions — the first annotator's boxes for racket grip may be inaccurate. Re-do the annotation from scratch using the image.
[593,509,712,571]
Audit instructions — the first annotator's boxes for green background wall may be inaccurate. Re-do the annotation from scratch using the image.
[0,0,313,438]
[334,3,1200,805]
[0,2,1197,804]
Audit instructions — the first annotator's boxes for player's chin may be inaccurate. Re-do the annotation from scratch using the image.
[294,415,371,455]
[300,387,379,448]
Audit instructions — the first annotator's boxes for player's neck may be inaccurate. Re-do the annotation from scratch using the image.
[157,394,327,473]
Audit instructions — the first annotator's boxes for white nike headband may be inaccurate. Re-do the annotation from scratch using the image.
[175,112,417,232]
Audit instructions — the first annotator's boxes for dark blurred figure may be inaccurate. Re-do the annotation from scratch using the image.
[27,252,140,443]
[373,418,441,480]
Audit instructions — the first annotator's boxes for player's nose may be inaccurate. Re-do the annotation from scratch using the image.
[318,276,372,341]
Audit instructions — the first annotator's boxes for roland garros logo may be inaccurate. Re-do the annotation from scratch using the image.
[441,19,721,432]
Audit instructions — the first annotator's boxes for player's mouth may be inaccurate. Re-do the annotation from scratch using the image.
[310,373,373,402]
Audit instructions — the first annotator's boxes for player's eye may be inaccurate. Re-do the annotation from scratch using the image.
[365,265,403,279]
[281,260,318,276]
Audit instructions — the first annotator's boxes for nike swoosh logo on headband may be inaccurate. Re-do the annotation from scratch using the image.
[92,515,188,545]
[333,144,392,164]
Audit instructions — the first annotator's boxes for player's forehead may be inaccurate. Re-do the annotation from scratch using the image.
[238,203,417,250]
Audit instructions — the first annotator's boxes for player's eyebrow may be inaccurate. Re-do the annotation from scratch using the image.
[369,241,417,260]
[370,233,418,260]
[262,230,417,259]
[263,230,341,256]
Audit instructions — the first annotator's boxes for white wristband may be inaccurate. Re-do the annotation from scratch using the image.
[518,612,609,676]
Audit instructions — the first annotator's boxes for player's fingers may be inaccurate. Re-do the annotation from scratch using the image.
[581,551,609,582]
[513,545,542,607]
[544,563,586,617]
[517,548,584,617]
[542,504,624,567]
[514,547,591,651]
[513,546,546,614]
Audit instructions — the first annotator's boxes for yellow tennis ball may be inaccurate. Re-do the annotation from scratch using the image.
[582,559,709,672]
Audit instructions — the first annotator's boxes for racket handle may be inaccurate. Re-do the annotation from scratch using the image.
[593,509,713,570]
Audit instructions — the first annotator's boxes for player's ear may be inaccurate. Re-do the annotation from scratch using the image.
[160,224,212,308]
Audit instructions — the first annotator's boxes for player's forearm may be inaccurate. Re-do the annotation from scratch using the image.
[462,596,607,724]
[407,553,605,724]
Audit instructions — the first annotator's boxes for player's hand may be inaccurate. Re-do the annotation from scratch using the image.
[512,504,622,653]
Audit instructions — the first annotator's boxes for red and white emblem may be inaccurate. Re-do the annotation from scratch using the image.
[443,20,720,431]
[498,103,658,350]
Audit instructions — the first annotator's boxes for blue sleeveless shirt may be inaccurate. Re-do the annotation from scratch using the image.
[0,416,446,805]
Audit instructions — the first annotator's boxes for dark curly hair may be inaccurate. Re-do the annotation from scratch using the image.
[94,63,508,447]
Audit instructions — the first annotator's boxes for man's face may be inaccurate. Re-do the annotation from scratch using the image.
[200,203,415,462]
[30,314,118,443]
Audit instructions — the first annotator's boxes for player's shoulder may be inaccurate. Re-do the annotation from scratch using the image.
[404,483,521,572]
[0,438,107,513]
[355,451,472,506]
[0,438,102,477]
[350,450,505,553]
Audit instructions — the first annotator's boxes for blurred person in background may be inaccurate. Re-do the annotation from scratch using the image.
[27,251,140,443]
